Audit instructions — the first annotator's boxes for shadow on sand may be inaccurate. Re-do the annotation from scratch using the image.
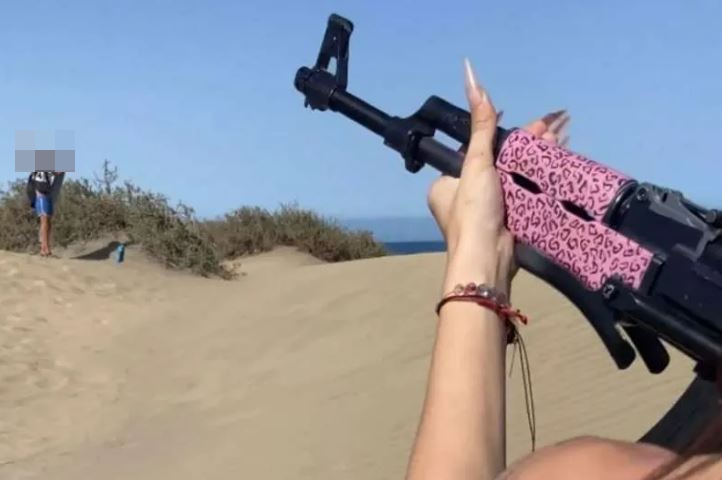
[73,241,133,261]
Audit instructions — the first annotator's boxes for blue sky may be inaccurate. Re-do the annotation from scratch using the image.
[1,0,720,223]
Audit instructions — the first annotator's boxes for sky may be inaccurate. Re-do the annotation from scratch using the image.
[1,0,720,225]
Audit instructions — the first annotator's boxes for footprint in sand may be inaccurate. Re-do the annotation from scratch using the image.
[4,267,20,277]
[0,312,73,401]
[94,282,117,295]
[81,275,100,285]
[25,361,72,394]
[0,353,73,406]
[3,280,24,295]
[0,297,18,308]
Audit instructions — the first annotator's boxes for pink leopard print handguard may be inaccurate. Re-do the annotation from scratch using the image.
[497,129,654,291]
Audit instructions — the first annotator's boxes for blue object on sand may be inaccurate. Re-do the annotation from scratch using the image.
[115,243,126,263]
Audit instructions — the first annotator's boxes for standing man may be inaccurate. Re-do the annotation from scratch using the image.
[28,171,65,257]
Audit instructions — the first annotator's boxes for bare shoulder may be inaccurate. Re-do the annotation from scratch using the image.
[497,436,679,480]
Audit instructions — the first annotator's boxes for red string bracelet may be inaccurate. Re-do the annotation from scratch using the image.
[435,282,537,449]
[435,282,528,343]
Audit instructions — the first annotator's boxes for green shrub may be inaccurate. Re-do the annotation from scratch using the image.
[207,206,278,258]
[0,179,38,252]
[273,204,386,262]
[121,183,227,277]
[0,162,386,277]
[203,203,386,262]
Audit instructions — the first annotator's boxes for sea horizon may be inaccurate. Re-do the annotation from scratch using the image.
[383,240,446,255]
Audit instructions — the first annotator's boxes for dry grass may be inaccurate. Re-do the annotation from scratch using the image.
[0,161,386,277]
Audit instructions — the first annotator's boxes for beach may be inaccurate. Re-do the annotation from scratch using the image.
[0,245,697,479]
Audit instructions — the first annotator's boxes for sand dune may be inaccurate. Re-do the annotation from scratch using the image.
[0,247,696,479]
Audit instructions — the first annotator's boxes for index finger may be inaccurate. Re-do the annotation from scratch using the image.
[523,110,567,137]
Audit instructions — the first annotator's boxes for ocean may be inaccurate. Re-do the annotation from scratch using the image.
[383,241,446,255]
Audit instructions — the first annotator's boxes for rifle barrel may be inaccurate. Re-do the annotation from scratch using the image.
[329,90,390,137]
[329,89,464,176]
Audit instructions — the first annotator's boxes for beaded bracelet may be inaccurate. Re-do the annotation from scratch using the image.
[436,282,537,450]
[436,282,527,323]
[436,282,528,344]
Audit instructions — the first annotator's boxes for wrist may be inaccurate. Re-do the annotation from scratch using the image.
[442,265,499,295]
[444,252,501,294]
[444,236,513,295]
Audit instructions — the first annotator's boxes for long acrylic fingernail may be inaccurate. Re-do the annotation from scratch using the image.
[549,111,570,134]
[464,58,487,104]
[542,109,566,126]
[557,120,570,142]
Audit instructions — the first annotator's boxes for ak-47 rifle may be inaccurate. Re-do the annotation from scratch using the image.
[294,14,722,450]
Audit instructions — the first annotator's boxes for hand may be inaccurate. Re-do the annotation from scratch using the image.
[427,59,569,296]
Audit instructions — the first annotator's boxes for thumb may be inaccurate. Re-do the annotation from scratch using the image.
[426,175,458,240]
[462,58,498,174]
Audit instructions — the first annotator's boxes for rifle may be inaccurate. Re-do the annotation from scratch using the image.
[294,14,722,449]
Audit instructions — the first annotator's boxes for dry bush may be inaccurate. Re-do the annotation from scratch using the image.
[0,162,386,277]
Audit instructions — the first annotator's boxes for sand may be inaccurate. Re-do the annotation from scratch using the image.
[0,245,697,479]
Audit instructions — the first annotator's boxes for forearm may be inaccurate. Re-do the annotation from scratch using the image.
[407,256,508,480]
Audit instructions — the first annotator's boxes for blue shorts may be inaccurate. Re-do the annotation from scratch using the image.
[34,195,53,217]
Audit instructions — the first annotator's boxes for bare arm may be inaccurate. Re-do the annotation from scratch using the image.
[405,59,570,480]
[405,58,512,479]
[406,292,507,480]
[49,171,65,203]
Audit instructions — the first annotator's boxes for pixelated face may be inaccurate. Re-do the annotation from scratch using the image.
[15,130,75,173]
